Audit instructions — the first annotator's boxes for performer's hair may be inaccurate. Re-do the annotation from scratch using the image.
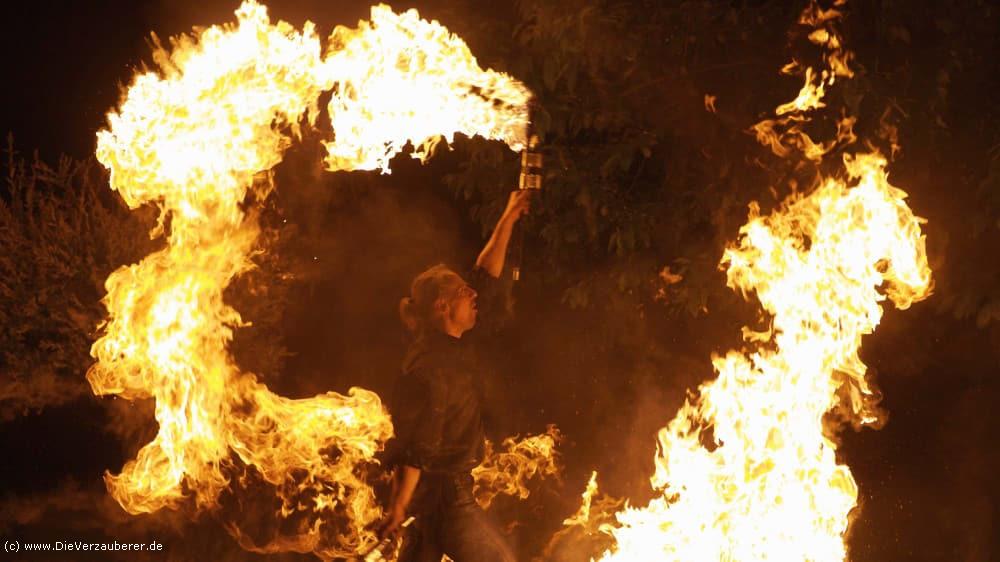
[399,264,461,334]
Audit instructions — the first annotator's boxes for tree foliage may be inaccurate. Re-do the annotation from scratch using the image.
[447,0,999,332]
[0,136,156,420]
[1,1,997,559]
[0,135,296,421]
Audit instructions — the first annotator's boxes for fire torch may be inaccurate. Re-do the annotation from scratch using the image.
[511,120,542,282]
[361,516,415,562]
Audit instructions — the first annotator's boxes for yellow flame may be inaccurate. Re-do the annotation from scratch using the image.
[752,2,855,163]
[89,1,530,557]
[472,426,562,510]
[564,471,600,528]
[322,5,531,172]
[596,2,932,560]
[598,155,931,562]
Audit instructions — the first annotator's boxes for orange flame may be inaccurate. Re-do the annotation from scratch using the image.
[537,471,622,560]
[595,2,932,560]
[472,426,562,510]
[564,471,600,528]
[89,1,530,557]
[752,2,855,162]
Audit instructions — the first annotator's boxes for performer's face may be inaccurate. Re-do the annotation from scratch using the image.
[442,274,478,334]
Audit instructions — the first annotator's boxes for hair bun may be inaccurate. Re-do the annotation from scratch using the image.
[399,296,418,332]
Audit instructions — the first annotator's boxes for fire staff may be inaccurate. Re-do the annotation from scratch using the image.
[380,189,532,562]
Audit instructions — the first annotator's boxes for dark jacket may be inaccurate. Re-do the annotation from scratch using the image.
[393,330,486,475]
[388,268,504,509]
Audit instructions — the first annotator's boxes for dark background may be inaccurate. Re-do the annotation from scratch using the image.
[1,0,997,561]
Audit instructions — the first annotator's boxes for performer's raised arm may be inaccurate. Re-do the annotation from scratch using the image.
[475,190,532,278]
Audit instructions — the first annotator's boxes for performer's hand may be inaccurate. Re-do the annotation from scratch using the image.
[377,504,407,539]
[501,190,533,223]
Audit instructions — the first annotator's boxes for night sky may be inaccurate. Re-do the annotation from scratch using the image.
[0,0,429,159]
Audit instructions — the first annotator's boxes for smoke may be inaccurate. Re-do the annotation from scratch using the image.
[262,159,459,399]
[0,481,188,561]
[0,371,90,422]
[0,480,304,562]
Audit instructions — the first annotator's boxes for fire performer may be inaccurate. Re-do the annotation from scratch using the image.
[379,189,532,562]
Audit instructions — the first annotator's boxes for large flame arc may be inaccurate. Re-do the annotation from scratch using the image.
[597,152,931,562]
[595,2,932,560]
[89,1,530,557]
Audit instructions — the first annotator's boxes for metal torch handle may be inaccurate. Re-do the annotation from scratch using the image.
[512,135,542,282]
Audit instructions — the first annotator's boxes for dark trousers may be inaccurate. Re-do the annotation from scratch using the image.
[398,474,516,562]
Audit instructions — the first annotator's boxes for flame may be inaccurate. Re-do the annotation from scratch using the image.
[562,472,623,533]
[472,426,562,510]
[322,5,531,172]
[595,2,932,561]
[752,2,855,162]
[88,1,529,557]
[564,471,600,528]
[537,471,623,560]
